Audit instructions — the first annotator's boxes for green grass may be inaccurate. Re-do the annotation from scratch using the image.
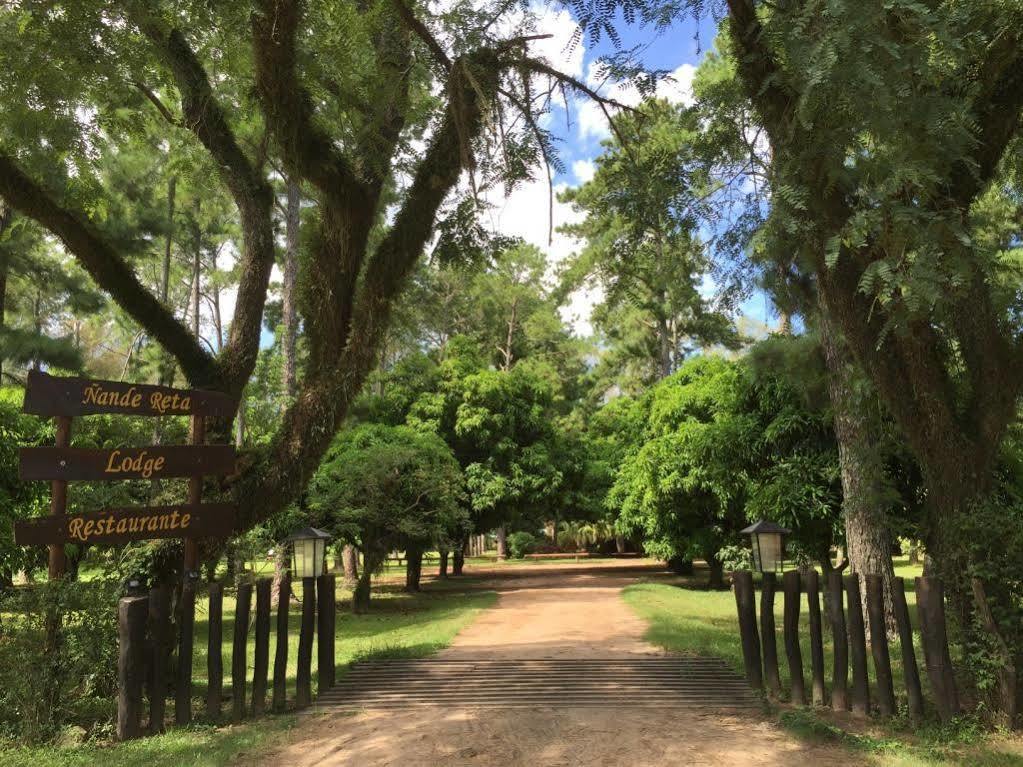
[3,580,496,767]
[620,559,1023,767]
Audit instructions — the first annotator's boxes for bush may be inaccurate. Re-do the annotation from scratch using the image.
[0,578,120,743]
[507,532,537,559]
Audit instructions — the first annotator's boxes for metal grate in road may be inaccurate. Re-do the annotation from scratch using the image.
[316,657,761,709]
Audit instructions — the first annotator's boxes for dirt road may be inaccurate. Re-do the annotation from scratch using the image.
[242,562,858,767]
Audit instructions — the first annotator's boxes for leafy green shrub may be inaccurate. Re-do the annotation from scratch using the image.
[0,578,120,743]
[507,532,537,559]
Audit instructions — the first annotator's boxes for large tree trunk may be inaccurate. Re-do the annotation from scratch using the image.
[282,178,300,399]
[819,304,897,635]
[341,545,359,585]
[438,549,449,578]
[405,545,423,593]
[353,548,381,614]
[0,203,11,382]
[452,536,466,576]
[495,526,508,560]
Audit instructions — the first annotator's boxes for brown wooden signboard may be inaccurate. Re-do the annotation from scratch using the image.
[23,369,235,418]
[19,445,236,482]
[13,503,236,546]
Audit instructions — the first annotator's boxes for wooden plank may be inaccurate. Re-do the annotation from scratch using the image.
[296,577,316,707]
[13,503,236,546]
[23,369,235,417]
[147,586,171,734]
[892,577,923,719]
[866,575,896,715]
[782,570,806,705]
[916,576,960,723]
[760,572,781,696]
[730,571,762,690]
[175,579,196,726]
[232,582,252,722]
[844,573,870,715]
[252,579,271,715]
[19,445,235,482]
[272,575,291,713]
[805,569,826,706]
[827,571,849,711]
[48,416,72,579]
[317,574,336,692]
[207,583,224,723]
[117,596,149,741]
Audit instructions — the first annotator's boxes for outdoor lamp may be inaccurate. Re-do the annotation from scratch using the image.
[285,527,332,579]
[740,520,790,573]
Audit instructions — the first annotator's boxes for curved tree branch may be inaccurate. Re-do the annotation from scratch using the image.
[0,151,218,385]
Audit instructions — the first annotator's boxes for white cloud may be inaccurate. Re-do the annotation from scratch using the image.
[576,62,697,141]
[571,159,595,184]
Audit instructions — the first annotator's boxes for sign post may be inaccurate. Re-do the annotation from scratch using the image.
[48,415,71,580]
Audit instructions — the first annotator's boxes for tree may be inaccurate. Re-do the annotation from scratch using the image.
[559,99,738,391]
[0,0,623,548]
[307,423,466,611]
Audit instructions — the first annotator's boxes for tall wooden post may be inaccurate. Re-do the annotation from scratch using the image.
[232,581,253,722]
[760,572,781,696]
[48,416,72,579]
[296,577,315,707]
[175,577,196,725]
[252,578,271,715]
[916,577,960,722]
[845,573,870,715]
[148,585,171,733]
[184,414,205,575]
[782,570,806,705]
[207,582,224,722]
[317,574,336,692]
[117,595,149,741]
[731,571,763,690]
[866,574,896,715]
[827,571,849,711]
[272,574,291,713]
[892,577,924,719]
[805,570,826,706]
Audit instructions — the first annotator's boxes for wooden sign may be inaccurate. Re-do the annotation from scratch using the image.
[23,370,235,418]
[19,445,236,482]
[13,503,236,546]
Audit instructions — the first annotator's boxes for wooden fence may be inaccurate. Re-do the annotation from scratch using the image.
[732,570,959,722]
[116,573,336,740]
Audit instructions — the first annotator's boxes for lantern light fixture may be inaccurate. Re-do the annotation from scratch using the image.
[285,527,332,579]
[740,520,790,573]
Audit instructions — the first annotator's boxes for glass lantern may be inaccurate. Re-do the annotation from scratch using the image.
[285,527,332,579]
[740,520,790,573]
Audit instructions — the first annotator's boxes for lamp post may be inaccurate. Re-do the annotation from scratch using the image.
[741,520,790,573]
[285,527,331,706]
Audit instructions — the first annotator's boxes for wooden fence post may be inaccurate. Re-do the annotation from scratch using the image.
[731,571,762,690]
[296,577,316,706]
[892,577,923,719]
[760,572,781,696]
[805,570,826,706]
[916,577,960,723]
[147,586,170,733]
[207,582,224,722]
[782,570,806,705]
[175,576,197,725]
[867,580,900,719]
[252,578,271,715]
[272,574,291,713]
[866,574,896,715]
[232,581,253,722]
[844,573,870,715]
[827,571,849,711]
[117,595,148,741]
[317,574,336,693]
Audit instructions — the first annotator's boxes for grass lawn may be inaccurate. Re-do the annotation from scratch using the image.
[2,580,496,767]
[621,558,1023,767]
